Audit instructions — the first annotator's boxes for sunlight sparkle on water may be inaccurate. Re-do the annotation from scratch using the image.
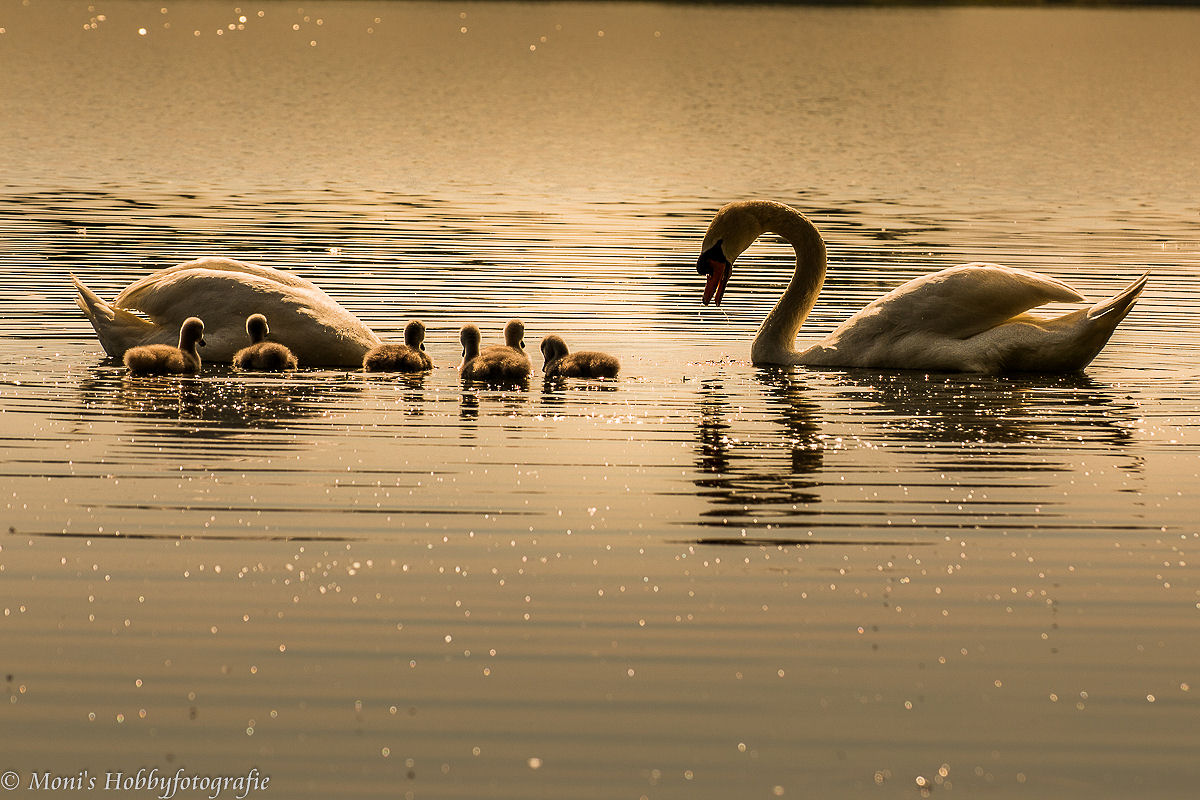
[2,3,1199,799]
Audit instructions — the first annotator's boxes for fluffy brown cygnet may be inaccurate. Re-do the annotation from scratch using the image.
[363,320,434,373]
[540,334,620,379]
[124,317,206,375]
[233,314,298,371]
[460,321,531,383]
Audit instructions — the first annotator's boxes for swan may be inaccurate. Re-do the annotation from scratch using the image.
[124,316,206,375]
[696,200,1148,373]
[233,314,299,371]
[363,320,434,373]
[72,257,381,366]
[540,334,620,379]
[460,320,531,382]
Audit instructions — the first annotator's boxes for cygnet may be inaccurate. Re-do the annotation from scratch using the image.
[363,320,434,373]
[460,321,531,383]
[232,314,298,371]
[540,334,620,379]
[124,317,206,375]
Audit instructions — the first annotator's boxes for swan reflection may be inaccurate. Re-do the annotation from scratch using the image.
[694,370,823,531]
[691,367,1142,537]
[827,369,1141,458]
[75,366,362,450]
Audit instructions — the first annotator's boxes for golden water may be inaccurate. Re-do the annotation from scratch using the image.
[2,2,1199,798]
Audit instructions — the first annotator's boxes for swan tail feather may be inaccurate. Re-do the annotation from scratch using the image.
[1087,272,1148,324]
[71,274,156,358]
[1058,272,1148,371]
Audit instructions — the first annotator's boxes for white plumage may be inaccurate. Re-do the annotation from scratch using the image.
[697,200,1147,373]
[73,257,380,366]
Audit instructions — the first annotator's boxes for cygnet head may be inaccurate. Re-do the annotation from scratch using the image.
[460,324,482,361]
[405,320,427,351]
[245,313,269,343]
[504,319,525,350]
[180,317,206,350]
[540,334,569,367]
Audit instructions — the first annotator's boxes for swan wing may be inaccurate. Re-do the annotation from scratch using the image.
[801,266,1142,373]
[114,258,329,317]
[798,264,1091,371]
[105,258,379,365]
[974,271,1149,373]
[854,263,1087,339]
[72,274,162,358]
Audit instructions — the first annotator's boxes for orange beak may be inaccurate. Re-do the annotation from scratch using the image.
[698,241,731,307]
[702,259,728,306]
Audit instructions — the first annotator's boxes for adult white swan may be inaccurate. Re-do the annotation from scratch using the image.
[72,257,381,366]
[696,200,1147,373]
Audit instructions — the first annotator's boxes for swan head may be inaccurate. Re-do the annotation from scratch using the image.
[540,334,569,366]
[504,319,526,350]
[180,317,206,349]
[697,240,731,306]
[696,201,771,306]
[404,320,427,351]
[460,324,482,363]
[245,313,269,343]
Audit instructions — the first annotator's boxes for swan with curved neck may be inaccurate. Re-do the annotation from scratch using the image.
[697,200,1147,373]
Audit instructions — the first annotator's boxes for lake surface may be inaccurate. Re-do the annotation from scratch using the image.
[2,2,1199,798]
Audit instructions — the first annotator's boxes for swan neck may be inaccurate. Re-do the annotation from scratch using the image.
[750,207,827,363]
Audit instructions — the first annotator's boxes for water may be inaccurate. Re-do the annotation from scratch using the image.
[2,2,1200,798]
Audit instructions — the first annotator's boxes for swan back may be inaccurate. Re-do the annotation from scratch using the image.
[464,349,532,383]
[855,264,1086,338]
[117,258,321,302]
[78,258,381,365]
[234,342,299,371]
